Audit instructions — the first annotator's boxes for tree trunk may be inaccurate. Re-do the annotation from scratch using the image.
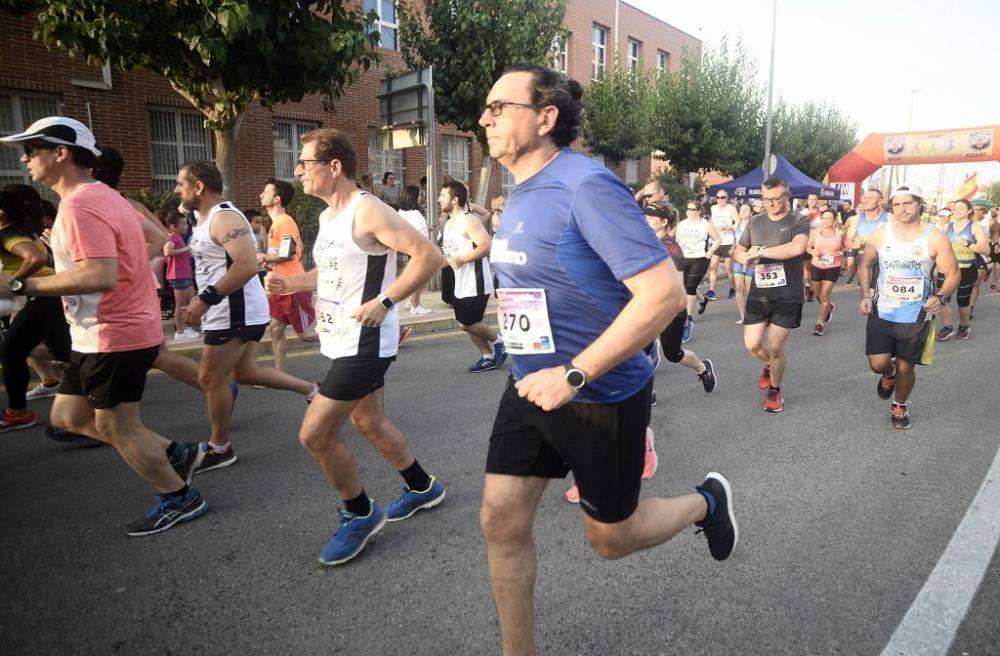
[476,154,494,206]
[213,120,242,201]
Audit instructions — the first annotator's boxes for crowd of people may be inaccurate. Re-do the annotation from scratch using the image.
[0,61,996,654]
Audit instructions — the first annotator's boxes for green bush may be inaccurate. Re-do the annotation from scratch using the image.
[126,189,180,217]
[654,170,705,208]
[287,180,326,270]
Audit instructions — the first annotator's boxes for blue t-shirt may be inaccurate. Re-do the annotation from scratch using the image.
[491,149,668,403]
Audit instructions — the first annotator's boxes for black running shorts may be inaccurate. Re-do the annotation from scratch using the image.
[486,377,652,524]
[59,346,159,409]
[319,355,395,401]
[865,313,934,366]
[682,257,710,295]
[743,298,803,329]
[452,294,490,326]
[715,245,733,259]
[203,323,268,346]
[810,266,841,283]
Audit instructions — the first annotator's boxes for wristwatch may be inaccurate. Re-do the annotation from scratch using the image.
[564,365,588,390]
[378,293,394,309]
[8,279,26,295]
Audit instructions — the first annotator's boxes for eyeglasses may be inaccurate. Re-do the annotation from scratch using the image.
[482,100,541,117]
[716,195,727,199]
[22,142,57,158]
[296,159,329,169]
[761,194,787,205]
[686,206,698,211]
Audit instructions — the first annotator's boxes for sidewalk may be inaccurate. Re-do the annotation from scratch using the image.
[162,294,499,357]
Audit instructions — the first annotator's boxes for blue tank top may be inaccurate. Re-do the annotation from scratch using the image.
[946,220,977,266]
[855,211,889,245]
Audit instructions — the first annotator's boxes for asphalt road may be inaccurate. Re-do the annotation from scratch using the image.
[2,282,999,656]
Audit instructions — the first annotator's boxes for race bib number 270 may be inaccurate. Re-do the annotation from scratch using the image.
[496,288,556,355]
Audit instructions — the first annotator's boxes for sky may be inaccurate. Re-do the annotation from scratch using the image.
[628,0,1000,196]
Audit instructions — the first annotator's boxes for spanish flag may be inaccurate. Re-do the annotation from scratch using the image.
[958,172,978,200]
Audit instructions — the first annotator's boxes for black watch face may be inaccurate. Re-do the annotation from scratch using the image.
[567,370,585,388]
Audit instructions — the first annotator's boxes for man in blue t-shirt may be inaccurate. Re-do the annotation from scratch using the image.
[478,64,740,655]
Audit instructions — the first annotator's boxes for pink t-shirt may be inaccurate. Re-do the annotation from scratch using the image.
[811,228,844,269]
[165,233,193,280]
[51,182,163,353]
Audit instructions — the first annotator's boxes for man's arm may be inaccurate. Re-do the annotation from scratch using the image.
[857,227,884,314]
[185,212,259,324]
[127,198,169,260]
[758,233,808,260]
[970,224,990,255]
[705,223,722,258]
[450,214,491,268]
[844,215,860,249]
[12,257,118,296]
[5,240,49,281]
[930,229,961,301]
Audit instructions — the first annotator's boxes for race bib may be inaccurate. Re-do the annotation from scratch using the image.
[883,275,924,303]
[496,288,556,355]
[755,262,787,288]
[818,254,836,266]
[315,297,346,335]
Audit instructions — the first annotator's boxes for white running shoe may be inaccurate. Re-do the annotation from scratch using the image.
[409,305,433,315]
[25,381,60,401]
[173,330,201,343]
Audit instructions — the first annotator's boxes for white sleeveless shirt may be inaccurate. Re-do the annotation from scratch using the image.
[189,201,270,330]
[312,193,399,360]
[676,218,712,258]
[443,213,493,298]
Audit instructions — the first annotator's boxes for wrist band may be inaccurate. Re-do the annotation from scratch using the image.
[198,285,225,306]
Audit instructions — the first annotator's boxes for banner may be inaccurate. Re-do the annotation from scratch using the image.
[883,129,995,164]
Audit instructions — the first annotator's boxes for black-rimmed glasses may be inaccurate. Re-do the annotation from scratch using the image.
[482,100,541,117]
[296,159,330,168]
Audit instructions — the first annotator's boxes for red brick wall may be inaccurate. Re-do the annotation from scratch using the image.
[1,1,698,207]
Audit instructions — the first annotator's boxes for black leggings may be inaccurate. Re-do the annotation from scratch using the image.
[937,267,978,307]
[658,311,688,363]
[682,258,709,295]
[1,295,71,410]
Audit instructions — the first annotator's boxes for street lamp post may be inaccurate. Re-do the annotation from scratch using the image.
[762,0,777,175]
[902,87,921,184]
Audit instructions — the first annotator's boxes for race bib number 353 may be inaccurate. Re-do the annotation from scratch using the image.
[496,288,556,355]
[755,262,787,288]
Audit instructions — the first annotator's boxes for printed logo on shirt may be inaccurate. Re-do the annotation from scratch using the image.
[491,238,528,265]
[513,221,525,234]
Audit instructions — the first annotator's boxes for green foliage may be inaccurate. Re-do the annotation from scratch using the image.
[653,169,705,208]
[581,68,651,165]
[398,0,566,149]
[771,99,858,181]
[986,181,1000,207]
[287,180,327,269]
[125,189,179,217]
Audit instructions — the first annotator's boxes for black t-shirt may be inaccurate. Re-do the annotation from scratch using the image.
[738,211,811,303]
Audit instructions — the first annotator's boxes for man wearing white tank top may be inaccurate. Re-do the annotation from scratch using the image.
[265,129,447,566]
[176,162,318,473]
[440,180,507,372]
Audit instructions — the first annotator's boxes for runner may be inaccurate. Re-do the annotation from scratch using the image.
[676,199,721,341]
[969,202,993,316]
[397,185,433,315]
[801,193,821,301]
[935,198,988,341]
[807,209,844,336]
[707,190,739,301]
[440,180,507,372]
[732,203,753,324]
[177,161,318,473]
[845,189,889,288]
[859,184,959,429]
[265,128,447,566]
[0,117,207,535]
[479,64,737,656]
[732,176,810,413]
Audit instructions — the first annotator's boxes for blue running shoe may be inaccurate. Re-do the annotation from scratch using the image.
[681,316,693,343]
[125,489,208,537]
[318,502,387,566]
[386,476,446,522]
[648,338,662,370]
[492,339,508,368]
[468,356,497,373]
[704,290,717,301]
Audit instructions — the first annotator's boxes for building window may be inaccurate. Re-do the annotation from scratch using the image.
[367,128,403,195]
[0,91,60,192]
[364,0,398,51]
[551,33,568,74]
[627,39,641,73]
[149,109,213,193]
[500,166,515,197]
[624,159,639,185]
[657,50,671,77]
[592,25,607,79]
[273,120,320,181]
[441,135,469,184]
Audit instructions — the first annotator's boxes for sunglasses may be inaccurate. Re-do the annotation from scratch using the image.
[22,142,58,158]
[716,195,727,199]
[686,206,698,211]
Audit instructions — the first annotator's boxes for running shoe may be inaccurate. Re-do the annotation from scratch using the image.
[398,325,413,345]
[877,370,896,400]
[648,338,662,370]
[125,488,208,537]
[468,355,497,373]
[650,391,657,406]
[727,288,736,300]
[845,276,855,286]
[969,306,975,320]
[935,325,955,342]
[409,305,433,315]
[493,339,508,368]
[173,329,201,344]
[757,365,771,390]
[386,476,446,521]
[0,409,37,433]
[45,425,103,447]
[806,288,814,302]
[318,502,387,566]
[564,483,580,504]
[763,387,783,413]
[695,472,738,561]
[697,297,709,315]
[25,381,60,401]
[956,324,971,340]
[698,359,717,393]
[704,290,717,301]
[169,442,206,485]
[812,322,824,336]
[641,428,658,481]
[682,316,694,343]
[195,444,238,474]
[825,302,835,323]
[891,403,911,430]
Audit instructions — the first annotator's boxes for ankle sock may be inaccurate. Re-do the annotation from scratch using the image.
[165,484,189,500]
[207,442,231,454]
[344,491,371,516]
[399,459,432,492]
[42,378,60,387]
[698,489,717,520]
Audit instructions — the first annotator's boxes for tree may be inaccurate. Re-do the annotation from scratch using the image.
[771,99,858,182]
[398,0,566,203]
[982,180,1000,207]
[6,1,379,198]
[580,68,651,166]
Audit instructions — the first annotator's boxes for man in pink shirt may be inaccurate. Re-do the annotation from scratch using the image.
[0,117,209,537]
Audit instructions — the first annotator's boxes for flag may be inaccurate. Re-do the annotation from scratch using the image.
[957,172,978,200]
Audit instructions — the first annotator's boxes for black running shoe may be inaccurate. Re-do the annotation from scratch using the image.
[169,442,206,485]
[195,445,238,474]
[891,403,911,430]
[44,426,104,448]
[650,391,658,406]
[697,297,709,315]
[877,370,895,400]
[698,359,717,393]
[695,472,738,561]
[125,489,208,537]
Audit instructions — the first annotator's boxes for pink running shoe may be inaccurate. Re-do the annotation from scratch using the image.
[641,427,658,480]
[564,482,580,504]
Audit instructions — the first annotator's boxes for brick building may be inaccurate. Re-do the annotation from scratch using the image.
[0,1,699,208]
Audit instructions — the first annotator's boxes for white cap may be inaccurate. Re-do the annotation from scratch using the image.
[0,116,101,157]
[937,208,952,217]
[889,183,923,200]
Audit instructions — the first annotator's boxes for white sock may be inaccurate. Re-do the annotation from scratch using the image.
[208,441,231,453]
